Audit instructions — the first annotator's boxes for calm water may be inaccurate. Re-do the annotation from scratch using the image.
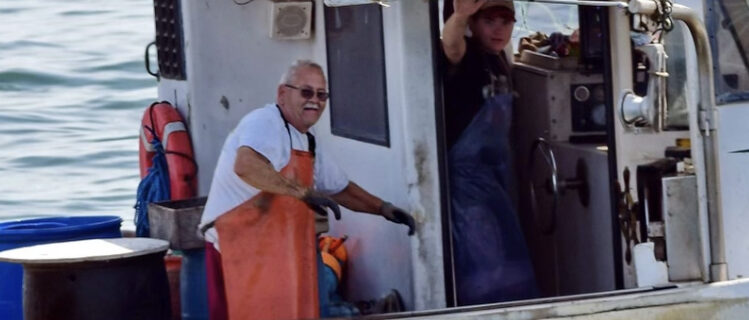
[0,0,156,225]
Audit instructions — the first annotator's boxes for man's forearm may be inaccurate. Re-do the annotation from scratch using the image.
[234,146,306,198]
[331,182,384,215]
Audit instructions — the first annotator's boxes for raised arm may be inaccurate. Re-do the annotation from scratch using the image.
[442,0,486,65]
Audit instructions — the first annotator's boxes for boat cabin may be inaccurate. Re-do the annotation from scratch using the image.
[147,0,749,314]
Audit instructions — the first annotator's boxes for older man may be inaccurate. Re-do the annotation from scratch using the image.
[199,60,415,320]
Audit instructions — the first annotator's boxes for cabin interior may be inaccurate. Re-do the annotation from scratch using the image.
[150,0,749,313]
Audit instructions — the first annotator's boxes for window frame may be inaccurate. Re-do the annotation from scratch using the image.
[323,4,391,147]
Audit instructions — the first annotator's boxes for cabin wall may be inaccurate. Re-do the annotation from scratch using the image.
[159,0,445,311]
[395,0,446,310]
[310,0,417,308]
[716,102,749,280]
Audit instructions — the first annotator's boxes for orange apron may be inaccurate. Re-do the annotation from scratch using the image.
[215,112,319,320]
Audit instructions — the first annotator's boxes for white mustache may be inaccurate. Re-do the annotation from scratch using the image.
[303,103,320,110]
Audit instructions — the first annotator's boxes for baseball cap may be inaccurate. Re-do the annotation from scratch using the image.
[481,0,515,13]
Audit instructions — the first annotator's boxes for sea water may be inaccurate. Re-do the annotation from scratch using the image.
[0,0,155,226]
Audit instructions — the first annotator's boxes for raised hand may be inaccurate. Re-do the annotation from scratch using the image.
[381,202,416,236]
[453,0,487,19]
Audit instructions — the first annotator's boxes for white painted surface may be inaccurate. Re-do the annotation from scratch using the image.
[0,238,168,264]
[155,78,189,117]
[390,0,446,310]
[633,242,669,287]
[716,102,749,279]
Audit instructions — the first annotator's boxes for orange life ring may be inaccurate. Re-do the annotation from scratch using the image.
[138,101,197,200]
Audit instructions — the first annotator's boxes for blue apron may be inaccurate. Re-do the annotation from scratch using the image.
[449,87,539,305]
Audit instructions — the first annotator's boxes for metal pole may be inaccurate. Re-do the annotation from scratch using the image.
[515,0,629,8]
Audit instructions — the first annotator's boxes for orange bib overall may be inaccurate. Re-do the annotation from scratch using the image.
[215,119,319,319]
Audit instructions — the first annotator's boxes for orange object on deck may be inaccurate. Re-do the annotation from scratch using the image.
[215,149,319,320]
[319,235,348,264]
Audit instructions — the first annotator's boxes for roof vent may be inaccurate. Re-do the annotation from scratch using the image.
[271,1,312,40]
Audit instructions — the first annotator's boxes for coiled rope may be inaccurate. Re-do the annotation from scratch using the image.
[134,125,171,237]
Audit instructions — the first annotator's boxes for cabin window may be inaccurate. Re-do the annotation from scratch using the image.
[441,1,580,56]
[152,0,186,80]
[513,2,579,54]
[707,0,749,103]
[663,21,690,129]
[324,4,390,147]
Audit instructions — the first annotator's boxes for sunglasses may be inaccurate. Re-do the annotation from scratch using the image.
[284,84,330,101]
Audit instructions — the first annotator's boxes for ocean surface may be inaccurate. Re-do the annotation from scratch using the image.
[0,0,156,226]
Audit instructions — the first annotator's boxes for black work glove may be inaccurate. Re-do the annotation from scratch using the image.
[302,190,341,220]
[380,202,415,236]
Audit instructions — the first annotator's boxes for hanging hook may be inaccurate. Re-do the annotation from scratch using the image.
[144,41,159,80]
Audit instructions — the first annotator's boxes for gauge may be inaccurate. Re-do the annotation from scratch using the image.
[573,85,590,102]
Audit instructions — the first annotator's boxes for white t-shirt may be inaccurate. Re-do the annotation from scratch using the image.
[199,103,349,246]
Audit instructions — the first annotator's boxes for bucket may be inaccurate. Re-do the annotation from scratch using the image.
[180,248,209,320]
[0,216,122,320]
[15,238,170,320]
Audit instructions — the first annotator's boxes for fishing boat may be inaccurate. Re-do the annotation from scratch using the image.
[117,0,749,317]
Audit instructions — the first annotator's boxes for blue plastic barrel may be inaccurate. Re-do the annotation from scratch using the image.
[0,216,122,320]
[180,248,209,320]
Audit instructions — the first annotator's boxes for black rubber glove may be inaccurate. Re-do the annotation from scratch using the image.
[380,202,415,236]
[302,190,341,220]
